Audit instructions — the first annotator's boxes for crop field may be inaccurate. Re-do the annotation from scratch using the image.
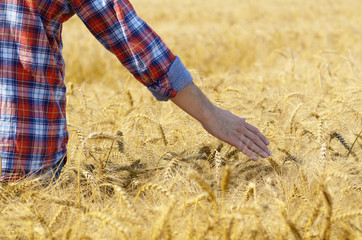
[0,0,361,239]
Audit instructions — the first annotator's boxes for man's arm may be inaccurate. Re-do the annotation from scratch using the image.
[171,82,271,161]
[69,0,271,159]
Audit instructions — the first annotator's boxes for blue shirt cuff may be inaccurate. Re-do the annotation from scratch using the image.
[150,56,193,101]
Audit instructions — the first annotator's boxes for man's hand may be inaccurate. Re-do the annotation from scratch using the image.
[171,82,271,161]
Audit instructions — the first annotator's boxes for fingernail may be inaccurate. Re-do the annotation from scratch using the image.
[266,140,270,145]
[253,156,258,161]
[268,149,272,155]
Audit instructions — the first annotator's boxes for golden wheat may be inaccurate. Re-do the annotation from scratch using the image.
[0,0,361,239]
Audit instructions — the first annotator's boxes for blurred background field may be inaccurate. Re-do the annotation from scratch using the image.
[1,0,361,239]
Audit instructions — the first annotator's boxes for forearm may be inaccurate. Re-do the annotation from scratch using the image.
[171,82,215,124]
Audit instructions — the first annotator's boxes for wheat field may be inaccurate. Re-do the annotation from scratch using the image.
[0,0,361,239]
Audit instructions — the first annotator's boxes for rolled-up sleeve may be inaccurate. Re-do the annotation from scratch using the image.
[69,0,193,100]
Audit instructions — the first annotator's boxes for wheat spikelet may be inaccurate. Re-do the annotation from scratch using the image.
[82,170,98,188]
[225,148,238,160]
[85,132,121,141]
[29,205,54,240]
[348,185,362,192]
[133,114,160,125]
[267,157,281,175]
[132,114,168,146]
[134,183,175,203]
[116,131,124,153]
[221,166,230,194]
[330,132,351,152]
[86,212,130,238]
[285,92,305,100]
[214,150,222,188]
[285,218,302,240]
[332,210,362,222]
[317,118,324,145]
[0,184,12,204]
[189,172,218,213]
[289,103,303,133]
[144,137,161,144]
[335,97,361,118]
[244,182,255,203]
[67,124,85,158]
[162,158,179,183]
[126,90,134,107]
[222,215,236,240]
[185,193,209,207]
[48,206,65,230]
[67,123,85,141]
[222,87,241,94]
[76,88,87,109]
[168,129,186,142]
[32,193,86,212]
[152,198,176,240]
[101,183,138,217]
[279,203,302,240]
[325,170,349,182]
[81,132,119,168]
[159,124,168,146]
[320,142,327,162]
[304,197,322,240]
[301,128,316,139]
[8,178,42,194]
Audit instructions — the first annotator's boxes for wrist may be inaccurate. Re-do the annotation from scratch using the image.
[171,82,217,125]
[200,102,218,126]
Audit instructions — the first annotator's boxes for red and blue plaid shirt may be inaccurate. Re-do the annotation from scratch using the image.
[0,0,192,181]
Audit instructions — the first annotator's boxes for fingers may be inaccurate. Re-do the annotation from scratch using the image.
[241,135,270,159]
[234,119,271,160]
[244,131,271,157]
[234,140,258,161]
[245,122,270,145]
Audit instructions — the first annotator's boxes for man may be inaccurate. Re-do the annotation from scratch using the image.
[0,0,271,182]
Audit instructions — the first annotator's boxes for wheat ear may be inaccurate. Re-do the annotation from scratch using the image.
[100,183,138,217]
[332,210,362,222]
[152,198,176,240]
[244,182,255,203]
[133,183,175,203]
[86,212,130,238]
[189,172,219,214]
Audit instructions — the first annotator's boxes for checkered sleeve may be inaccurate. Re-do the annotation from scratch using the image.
[69,0,193,100]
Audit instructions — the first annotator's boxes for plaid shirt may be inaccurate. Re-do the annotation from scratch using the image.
[0,0,192,181]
